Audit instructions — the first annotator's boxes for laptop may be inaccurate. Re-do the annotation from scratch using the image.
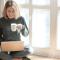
[1,41,24,52]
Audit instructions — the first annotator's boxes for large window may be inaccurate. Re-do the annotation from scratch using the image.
[13,0,29,4]
[32,0,50,5]
[12,0,60,55]
[57,0,60,49]
[57,0,60,7]
[57,11,60,49]
[32,9,50,48]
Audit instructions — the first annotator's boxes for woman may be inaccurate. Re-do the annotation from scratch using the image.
[0,0,30,60]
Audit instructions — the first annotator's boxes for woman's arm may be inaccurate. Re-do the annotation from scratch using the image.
[20,17,29,36]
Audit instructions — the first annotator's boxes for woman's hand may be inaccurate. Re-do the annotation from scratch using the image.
[17,24,25,30]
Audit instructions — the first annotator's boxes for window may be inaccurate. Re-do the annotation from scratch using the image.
[57,0,60,7]
[12,0,60,56]
[13,0,29,4]
[32,9,50,48]
[32,0,50,5]
[31,0,50,48]
[57,11,60,49]
[57,0,60,50]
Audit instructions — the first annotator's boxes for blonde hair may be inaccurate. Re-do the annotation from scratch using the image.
[3,0,20,19]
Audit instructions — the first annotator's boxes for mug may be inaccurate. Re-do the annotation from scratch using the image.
[11,23,17,32]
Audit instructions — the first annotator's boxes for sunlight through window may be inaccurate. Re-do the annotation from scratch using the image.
[32,0,50,5]
[57,0,60,7]
[32,9,50,48]
[13,0,29,4]
[57,11,60,49]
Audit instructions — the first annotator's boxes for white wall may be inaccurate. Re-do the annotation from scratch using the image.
[0,0,4,17]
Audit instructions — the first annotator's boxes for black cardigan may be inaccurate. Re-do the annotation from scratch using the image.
[0,16,29,42]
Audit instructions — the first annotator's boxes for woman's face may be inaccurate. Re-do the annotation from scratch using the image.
[6,6,15,19]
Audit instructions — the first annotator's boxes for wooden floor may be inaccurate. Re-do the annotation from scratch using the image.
[28,55,60,60]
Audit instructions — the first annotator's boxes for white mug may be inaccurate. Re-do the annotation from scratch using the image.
[11,23,17,32]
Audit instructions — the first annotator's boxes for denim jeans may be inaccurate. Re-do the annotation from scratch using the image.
[0,48,30,60]
[0,52,12,60]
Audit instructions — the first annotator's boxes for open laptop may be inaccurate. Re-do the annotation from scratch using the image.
[1,41,24,52]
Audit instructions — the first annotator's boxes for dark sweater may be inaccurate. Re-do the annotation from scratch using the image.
[0,16,29,42]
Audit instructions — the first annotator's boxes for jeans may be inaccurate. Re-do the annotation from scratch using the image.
[0,48,30,60]
[10,48,30,58]
[0,52,12,60]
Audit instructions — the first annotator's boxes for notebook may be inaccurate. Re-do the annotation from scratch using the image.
[1,41,24,52]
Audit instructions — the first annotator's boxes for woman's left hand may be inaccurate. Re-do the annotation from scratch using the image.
[17,24,25,30]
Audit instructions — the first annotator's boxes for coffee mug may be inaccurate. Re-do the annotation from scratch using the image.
[11,23,17,32]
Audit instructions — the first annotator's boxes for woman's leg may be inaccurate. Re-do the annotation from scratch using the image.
[10,48,30,60]
[10,48,30,57]
[0,52,12,60]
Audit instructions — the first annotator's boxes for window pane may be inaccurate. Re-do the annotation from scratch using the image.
[13,0,29,4]
[57,0,60,7]
[57,11,60,49]
[32,9,50,48]
[32,0,50,5]
[20,8,29,28]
